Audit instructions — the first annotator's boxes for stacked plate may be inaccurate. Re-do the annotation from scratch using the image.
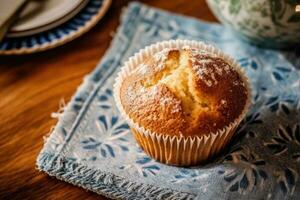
[0,0,111,55]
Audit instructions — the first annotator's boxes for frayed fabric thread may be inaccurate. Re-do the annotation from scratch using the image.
[51,98,67,119]
[37,153,196,200]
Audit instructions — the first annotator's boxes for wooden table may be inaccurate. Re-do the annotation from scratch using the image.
[0,1,217,199]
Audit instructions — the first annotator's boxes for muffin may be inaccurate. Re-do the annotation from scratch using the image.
[114,40,251,166]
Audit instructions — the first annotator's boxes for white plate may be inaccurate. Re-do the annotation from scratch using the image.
[0,0,111,55]
[8,0,87,37]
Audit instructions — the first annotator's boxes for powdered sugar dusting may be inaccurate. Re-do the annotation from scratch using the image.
[220,99,227,105]
[182,45,191,50]
[137,63,149,75]
[224,64,230,72]
[233,80,239,86]
[158,92,182,114]
[153,48,171,71]
[185,46,235,87]
[145,115,158,121]
[135,84,182,115]
[193,66,206,76]
[160,96,173,106]
[199,58,214,64]
[183,45,206,55]
[215,64,223,75]
[206,79,212,87]
[147,85,159,96]
[133,48,172,75]
[210,72,217,84]
[171,106,181,114]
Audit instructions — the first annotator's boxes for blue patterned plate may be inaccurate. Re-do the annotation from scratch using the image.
[0,0,111,55]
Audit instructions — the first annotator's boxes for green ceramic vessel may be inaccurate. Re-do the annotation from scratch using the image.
[206,0,300,48]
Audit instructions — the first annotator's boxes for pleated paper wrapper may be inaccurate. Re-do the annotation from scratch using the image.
[114,40,252,166]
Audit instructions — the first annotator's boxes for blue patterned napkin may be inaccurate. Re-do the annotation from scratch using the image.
[37,2,300,199]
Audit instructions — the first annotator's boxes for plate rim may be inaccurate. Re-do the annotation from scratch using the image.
[10,0,86,32]
[0,0,111,55]
[7,0,89,37]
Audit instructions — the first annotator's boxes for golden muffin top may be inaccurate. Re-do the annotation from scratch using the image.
[120,46,249,137]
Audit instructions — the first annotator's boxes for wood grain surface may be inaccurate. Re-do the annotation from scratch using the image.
[0,1,217,199]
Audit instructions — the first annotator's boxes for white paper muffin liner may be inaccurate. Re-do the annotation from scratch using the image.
[113,40,252,166]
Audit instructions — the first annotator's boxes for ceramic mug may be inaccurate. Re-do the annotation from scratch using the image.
[206,0,300,48]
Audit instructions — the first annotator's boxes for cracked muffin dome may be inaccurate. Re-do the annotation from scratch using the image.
[119,46,249,137]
